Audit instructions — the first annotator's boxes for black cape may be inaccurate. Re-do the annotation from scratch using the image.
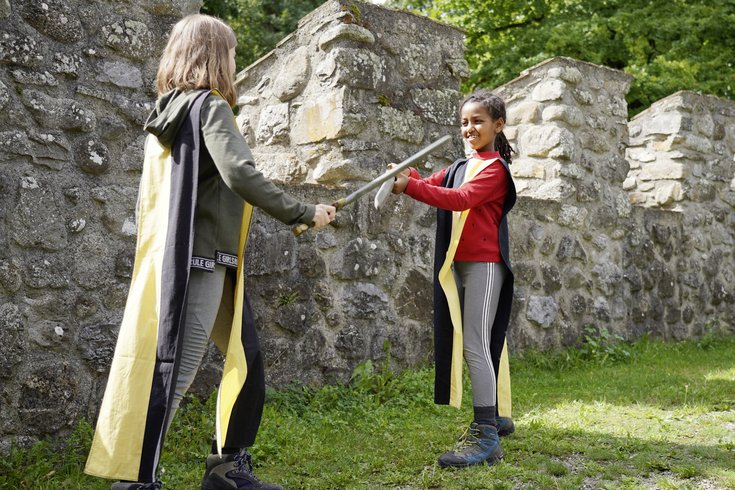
[432,156,516,410]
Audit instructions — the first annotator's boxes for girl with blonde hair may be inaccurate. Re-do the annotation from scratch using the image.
[85,14,335,490]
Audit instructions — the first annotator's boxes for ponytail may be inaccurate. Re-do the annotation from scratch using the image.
[495,131,515,165]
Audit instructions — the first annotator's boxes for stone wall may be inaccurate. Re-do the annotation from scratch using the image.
[493,58,633,347]
[0,0,202,450]
[1,0,733,448]
[626,91,735,211]
[623,92,735,338]
[232,0,468,386]
[493,57,734,348]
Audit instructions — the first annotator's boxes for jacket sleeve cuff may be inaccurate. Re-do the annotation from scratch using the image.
[301,204,316,225]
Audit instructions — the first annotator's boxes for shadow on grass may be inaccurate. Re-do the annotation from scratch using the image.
[491,423,735,488]
[241,414,735,489]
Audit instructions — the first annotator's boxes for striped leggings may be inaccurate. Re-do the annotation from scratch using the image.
[166,266,235,433]
[453,261,507,408]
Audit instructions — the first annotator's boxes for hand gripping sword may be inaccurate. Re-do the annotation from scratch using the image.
[292,135,452,236]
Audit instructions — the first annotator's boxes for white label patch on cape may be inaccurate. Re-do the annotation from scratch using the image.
[216,251,238,269]
[191,256,215,272]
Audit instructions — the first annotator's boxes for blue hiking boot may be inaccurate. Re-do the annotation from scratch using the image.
[437,423,503,468]
[496,416,515,437]
[201,449,283,490]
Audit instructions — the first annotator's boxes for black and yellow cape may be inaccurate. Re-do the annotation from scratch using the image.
[432,156,517,414]
[85,91,262,482]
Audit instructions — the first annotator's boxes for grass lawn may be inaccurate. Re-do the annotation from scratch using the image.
[2,335,734,489]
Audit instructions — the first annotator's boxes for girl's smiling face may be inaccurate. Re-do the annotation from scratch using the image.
[460,101,505,153]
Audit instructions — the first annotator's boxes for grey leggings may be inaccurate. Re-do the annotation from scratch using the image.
[166,266,235,433]
[453,261,507,408]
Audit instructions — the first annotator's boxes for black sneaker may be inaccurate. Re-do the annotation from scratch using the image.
[496,416,515,437]
[201,449,283,490]
[111,481,162,490]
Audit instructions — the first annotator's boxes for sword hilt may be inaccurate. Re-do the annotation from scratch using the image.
[292,222,310,236]
[291,199,346,236]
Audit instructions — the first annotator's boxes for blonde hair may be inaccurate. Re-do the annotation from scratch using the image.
[155,14,237,107]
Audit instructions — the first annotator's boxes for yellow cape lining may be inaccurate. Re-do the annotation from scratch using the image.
[85,136,172,480]
[215,203,253,455]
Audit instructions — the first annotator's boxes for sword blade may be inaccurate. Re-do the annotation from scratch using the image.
[337,134,452,209]
[292,134,452,235]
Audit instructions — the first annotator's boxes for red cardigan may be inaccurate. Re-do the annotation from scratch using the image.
[404,150,509,262]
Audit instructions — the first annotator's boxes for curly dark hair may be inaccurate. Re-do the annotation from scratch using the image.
[460,92,515,164]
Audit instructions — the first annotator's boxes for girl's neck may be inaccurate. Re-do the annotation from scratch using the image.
[473,149,500,160]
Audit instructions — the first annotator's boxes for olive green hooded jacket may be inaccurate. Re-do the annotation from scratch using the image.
[144,89,315,262]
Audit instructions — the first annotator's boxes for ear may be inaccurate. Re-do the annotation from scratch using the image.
[494,117,505,135]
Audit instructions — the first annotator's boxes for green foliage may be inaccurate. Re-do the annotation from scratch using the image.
[519,325,635,371]
[0,419,102,489]
[347,3,363,24]
[387,0,735,115]
[696,319,731,350]
[349,340,400,403]
[276,290,299,306]
[578,324,633,365]
[377,93,391,106]
[202,0,324,70]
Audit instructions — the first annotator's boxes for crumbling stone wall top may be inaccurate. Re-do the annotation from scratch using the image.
[626,90,735,210]
[234,0,469,186]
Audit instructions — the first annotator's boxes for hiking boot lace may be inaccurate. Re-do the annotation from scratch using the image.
[233,450,263,483]
[455,425,480,450]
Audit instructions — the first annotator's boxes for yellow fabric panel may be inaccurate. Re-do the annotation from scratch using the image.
[437,224,467,408]
[215,92,255,454]
[497,339,512,417]
[216,202,254,454]
[85,136,171,480]
[437,158,496,408]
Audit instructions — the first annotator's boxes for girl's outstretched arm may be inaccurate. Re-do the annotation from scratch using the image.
[405,163,508,211]
[390,164,448,194]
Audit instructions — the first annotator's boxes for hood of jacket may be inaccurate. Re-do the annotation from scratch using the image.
[143,89,207,149]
